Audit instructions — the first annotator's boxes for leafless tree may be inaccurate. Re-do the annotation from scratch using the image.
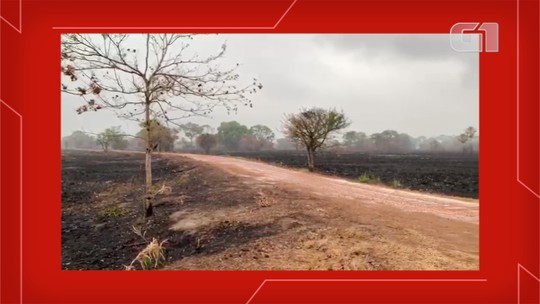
[283,107,350,171]
[61,34,262,217]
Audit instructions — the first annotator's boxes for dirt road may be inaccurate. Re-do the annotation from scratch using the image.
[163,153,479,270]
[180,154,478,223]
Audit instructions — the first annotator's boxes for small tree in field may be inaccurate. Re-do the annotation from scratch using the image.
[283,107,350,171]
[61,34,262,217]
[457,126,477,153]
[196,133,217,154]
[97,132,112,151]
[97,126,125,152]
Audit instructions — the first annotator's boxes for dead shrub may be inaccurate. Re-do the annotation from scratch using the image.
[124,225,167,270]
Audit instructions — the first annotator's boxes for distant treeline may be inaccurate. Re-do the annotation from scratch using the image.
[62,120,478,154]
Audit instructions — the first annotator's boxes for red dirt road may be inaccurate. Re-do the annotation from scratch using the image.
[179,154,478,224]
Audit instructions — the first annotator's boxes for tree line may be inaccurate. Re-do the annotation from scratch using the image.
[61,120,276,154]
[337,128,478,154]
[63,118,478,157]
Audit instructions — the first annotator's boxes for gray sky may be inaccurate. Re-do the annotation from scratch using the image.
[61,34,479,138]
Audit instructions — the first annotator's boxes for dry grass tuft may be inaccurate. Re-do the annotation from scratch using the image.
[125,225,167,270]
[125,238,167,270]
[155,184,172,196]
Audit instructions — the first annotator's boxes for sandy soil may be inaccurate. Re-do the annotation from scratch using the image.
[161,153,479,270]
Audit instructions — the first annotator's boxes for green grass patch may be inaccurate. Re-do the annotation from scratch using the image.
[391,179,402,188]
[98,205,129,221]
[358,173,381,184]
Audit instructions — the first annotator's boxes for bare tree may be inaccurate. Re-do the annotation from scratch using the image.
[61,34,262,217]
[283,107,350,171]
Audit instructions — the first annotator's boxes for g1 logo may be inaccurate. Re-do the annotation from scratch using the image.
[450,22,499,52]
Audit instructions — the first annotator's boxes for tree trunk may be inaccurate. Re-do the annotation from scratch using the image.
[307,148,315,172]
[144,102,153,217]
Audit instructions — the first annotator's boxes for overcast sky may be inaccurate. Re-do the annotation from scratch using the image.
[61,34,479,138]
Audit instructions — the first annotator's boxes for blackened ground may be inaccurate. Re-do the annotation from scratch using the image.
[61,150,266,270]
[220,151,478,198]
[62,150,478,271]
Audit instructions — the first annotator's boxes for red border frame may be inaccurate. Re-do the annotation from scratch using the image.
[1,0,539,303]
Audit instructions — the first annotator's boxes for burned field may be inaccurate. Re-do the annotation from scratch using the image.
[61,150,268,270]
[62,150,478,271]
[225,151,479,198]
